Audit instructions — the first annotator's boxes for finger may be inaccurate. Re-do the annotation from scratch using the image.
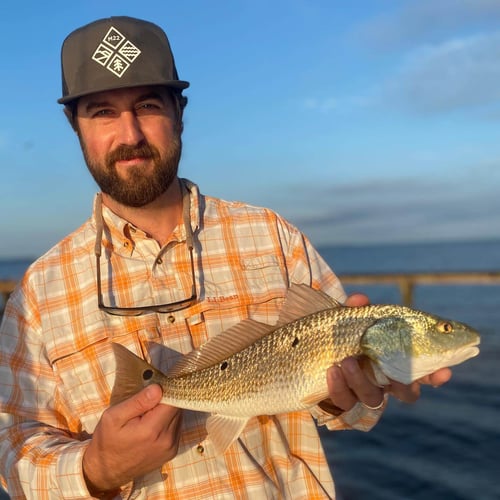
[326,365,358,411]
[340,357,384,408]
[141,403,182,437]
[112,384,163,425]
[344,293,370,307]
[388,380,420,403]
[140,404,183,455]
[418,368,452,387]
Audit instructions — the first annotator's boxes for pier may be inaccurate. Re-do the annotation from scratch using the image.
[339,271,500,306]
[1,271,500,316]
[0,280,17,316]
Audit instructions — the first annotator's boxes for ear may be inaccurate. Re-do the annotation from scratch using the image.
[63,105,78,132]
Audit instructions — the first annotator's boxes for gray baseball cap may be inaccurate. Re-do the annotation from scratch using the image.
[58,16,189,104]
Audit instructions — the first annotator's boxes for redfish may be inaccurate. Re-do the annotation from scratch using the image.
[111,284,480,454]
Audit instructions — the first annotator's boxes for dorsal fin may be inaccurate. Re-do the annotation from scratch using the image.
[168,284,340,379]
[276,283,342,326]
[167,319,274,378]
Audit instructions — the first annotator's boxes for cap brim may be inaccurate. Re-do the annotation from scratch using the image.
[58,80,189,104]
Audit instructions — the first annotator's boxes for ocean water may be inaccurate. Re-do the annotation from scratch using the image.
[318,240,500,500]
[0,239,499,499]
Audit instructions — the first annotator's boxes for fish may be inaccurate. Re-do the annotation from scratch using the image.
[110,283,480,454]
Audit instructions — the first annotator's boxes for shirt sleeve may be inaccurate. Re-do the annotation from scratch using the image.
[0,415,92,499]
[0,283,94,500]
[310,396,388,431]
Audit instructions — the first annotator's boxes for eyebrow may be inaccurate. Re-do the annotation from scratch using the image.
[83,91,166,115]
[83,100,111,114]
[136,91,165,102]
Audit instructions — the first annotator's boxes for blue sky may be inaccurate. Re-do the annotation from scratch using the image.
[1,0,499,258]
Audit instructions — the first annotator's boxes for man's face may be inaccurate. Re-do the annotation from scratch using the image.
[76,86,182,207]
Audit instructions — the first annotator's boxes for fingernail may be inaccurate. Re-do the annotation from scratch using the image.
[144,384,159,401]
[328,366,341,382]
[342,358,357,374]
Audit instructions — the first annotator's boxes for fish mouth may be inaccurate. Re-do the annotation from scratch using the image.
[376,339,481,385]
[444,341,480,368]
[462,345,480,358]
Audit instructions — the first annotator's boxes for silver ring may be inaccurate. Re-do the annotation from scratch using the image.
[361,398,385,411]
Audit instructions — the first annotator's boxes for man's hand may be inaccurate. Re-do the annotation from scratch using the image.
[83,384,182,495]
[325,292,453,412]
[387,368,452,403]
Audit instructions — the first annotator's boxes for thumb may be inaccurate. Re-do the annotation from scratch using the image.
[344,293,370,307]
[114,384,163,422]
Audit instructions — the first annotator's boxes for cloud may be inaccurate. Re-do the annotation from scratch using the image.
[385,32,500,113]
[270,170,500,245]
[301,95,375,115]
[354,0,500,50]
[302,97,338,113]
[346,0,500,114]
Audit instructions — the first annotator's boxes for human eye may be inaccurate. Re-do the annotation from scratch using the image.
[137,100,163,113]
[90,107,114,118]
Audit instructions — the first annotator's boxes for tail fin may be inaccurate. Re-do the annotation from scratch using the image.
[110,343,163,406]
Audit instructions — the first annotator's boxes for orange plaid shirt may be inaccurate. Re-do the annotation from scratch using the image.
[0,179,381,499]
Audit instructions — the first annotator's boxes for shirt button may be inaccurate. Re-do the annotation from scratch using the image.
[197,445,204,454]
[123,240,130,248]
[156,257,163,265]
[168,315,175,323]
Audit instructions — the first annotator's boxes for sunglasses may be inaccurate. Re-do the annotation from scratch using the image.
[94,184,197,316]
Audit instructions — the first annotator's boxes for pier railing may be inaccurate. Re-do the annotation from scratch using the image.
[1,271,500,315]
[338,271,500,306]
[1,280,17,315]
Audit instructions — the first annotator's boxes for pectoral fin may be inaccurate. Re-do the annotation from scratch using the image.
[206,415,249,455]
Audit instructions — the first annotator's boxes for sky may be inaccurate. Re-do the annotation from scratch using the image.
[1,0,500,259]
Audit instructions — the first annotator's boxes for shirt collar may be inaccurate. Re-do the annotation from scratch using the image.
[90,178,201,256]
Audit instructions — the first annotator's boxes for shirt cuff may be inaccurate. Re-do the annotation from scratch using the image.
[312,395,388,431]
[55,441,95,498]
[56,441,134,499]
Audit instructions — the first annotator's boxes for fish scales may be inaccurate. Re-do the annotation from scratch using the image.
[161,310,358,417]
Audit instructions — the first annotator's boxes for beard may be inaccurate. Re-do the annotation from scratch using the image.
[81,135,182,207]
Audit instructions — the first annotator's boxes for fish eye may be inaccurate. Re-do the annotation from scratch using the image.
[143,369,154,380]
[437,321,454,334]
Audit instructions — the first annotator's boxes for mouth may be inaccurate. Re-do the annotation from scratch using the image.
[108,144,155,169]
[115,157,149,167]
[445,342,480,367]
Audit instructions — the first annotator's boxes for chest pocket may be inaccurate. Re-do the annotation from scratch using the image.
[49,322,163,434]
[241,255,286,296]
[186,254,287,349]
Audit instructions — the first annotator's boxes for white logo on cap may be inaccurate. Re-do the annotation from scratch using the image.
[92,27,141,78]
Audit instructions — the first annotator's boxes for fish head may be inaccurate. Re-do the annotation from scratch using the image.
[360,308,480,384]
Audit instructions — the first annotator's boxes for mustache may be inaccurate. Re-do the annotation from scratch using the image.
[106,143,159,165]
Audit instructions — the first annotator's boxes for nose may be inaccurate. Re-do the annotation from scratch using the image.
[116,111,145,145]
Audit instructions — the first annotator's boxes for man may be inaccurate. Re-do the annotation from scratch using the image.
[0,16,450,499]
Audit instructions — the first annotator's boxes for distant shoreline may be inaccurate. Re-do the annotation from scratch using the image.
[1,237,500,263]
[316,236,500,252]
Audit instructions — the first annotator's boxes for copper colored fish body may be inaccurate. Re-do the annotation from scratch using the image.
[111,284,480,453]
